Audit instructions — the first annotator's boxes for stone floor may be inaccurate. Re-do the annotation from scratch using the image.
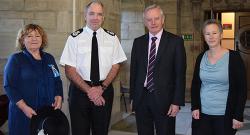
[1,101,250,135]
[110,100,250,135]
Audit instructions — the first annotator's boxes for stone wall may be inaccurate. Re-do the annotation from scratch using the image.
[120,10,145,88]
[0,0,72,59]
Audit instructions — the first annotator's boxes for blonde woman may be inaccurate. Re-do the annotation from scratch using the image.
[191,19,247,135]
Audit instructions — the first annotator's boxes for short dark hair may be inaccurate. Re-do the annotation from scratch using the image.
[202,19,223,34]
[16,24,48,50]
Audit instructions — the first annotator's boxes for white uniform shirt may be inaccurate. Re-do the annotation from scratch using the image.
[60,26,127,81]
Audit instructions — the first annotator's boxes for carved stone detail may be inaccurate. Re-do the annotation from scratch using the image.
[191,0,202,30]
[225,0,247,9]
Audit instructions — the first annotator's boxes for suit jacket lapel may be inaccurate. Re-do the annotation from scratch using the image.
[155,30,169,65]
[143,34,150,69]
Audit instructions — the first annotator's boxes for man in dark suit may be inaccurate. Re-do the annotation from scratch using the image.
[130,4,186,135]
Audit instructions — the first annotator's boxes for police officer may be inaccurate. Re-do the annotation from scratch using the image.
[60,1,127,135]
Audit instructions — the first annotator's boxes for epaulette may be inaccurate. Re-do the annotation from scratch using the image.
[71,28,83,37]
[104,29,115,36]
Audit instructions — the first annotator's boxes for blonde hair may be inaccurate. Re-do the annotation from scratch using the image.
[16,24,48,50]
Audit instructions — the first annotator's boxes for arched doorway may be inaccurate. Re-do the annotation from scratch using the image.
[235,12,250,99]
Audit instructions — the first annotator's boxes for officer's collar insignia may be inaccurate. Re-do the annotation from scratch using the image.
[104,29,115,36]
[71,28,83,37]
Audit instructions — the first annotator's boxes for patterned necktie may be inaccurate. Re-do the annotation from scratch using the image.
[90,31,100,83]
[146,37,157,92]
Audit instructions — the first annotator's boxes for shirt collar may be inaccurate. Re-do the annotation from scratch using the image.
[149,29,163,41]
[85,26,102,36]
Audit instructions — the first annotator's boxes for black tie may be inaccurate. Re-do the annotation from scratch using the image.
[90,31,100,83]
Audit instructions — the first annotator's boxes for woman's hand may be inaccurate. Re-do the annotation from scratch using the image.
[192,109,200,119]
[52,96,62,109]
[16,99,37,119]
[232,119,244,129]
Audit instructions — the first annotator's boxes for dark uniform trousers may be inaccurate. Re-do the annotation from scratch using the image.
[135,88,175,135]
[68,83,114,135]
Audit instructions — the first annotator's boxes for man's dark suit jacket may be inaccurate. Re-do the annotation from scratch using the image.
[130,30,186,114]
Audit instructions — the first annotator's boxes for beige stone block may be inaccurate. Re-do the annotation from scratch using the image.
[0,2,10,10]
[136,11,144,23]
[47,1,72,11]
[121,1,144,11]
[128,29,145,39]
[103,18,121,37]
[121,39,133,54]
[121,11,137,23]
[128,22,144,31]
[181,1,193,17]
[0,58,7,74]
[104,17,120,33]
[166,28,177,34]
[57,12,72,33]
[165,14,177,29]
[26,19,55,29]
[181,16,194,32]
[34,12,56,20]
[25,1,47,11]
[112,0,121,12]
[0,0,24,10]
[106,12,119,22]
[0,19,24,32]
[0,11,33,19]
[0,33,17,58]
[121,29,129,40]
[45,33,68,59]
[11,0,25,10]
[161,2,177,14]
[104,0,120,15]
[121,22,129,30]
[120,61,130,88]
[201,0,211,9]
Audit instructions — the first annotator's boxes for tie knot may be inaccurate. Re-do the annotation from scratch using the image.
[151,37,157,42]
[93,31,97,36]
